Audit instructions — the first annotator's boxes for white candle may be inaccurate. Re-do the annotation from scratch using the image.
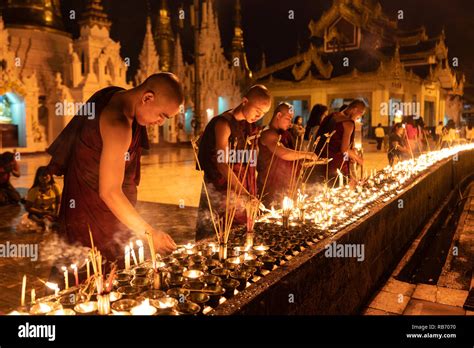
[129,242,138,266]
[21,275,26,307]
[125,245,131,270]
[337,169,343,188]
[61,266,69,290]
[71,264,79,286]
[86,258,90,279]
[31,289,35,304]
[136,240,144,264]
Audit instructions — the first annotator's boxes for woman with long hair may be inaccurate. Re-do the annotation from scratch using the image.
[304,104,328,141]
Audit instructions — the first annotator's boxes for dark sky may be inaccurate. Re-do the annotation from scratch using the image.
[61,0,474,94]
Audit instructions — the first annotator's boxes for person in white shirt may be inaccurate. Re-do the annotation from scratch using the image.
[374,123,385,150]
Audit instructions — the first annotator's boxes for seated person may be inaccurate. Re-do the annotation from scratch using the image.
[20,166,61,232]
[0,151,21,205]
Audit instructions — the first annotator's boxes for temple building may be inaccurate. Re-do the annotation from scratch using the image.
[0,0,242,150]
[0,0,131,151]
[254,0,464,138]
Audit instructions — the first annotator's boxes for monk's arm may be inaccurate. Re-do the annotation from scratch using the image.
[215,119,253,197]
[341,122,363,165]
[99,114,175,254]
[261,131,316,161]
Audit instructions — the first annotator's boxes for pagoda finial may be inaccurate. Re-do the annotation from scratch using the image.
[79,0,112,30]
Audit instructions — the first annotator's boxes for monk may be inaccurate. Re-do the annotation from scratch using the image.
[196,85,272,241]
[257,103,318,208]
[47,73,183,261]
[312,99,365,184]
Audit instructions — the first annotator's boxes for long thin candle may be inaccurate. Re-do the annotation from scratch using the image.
[20,275,26,307]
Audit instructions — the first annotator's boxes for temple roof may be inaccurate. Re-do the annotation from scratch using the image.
[79,0,112,30]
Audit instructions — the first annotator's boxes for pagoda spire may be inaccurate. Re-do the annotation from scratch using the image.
[231,0,252,90]
[135,17,160,85]
[154,0,174,72]
[79,0,112,30]
[172,34,185,80]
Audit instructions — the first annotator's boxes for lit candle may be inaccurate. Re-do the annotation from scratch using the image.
[71,264,79,286]
[30,289,35,304]
[61,266,69,290]
[86,258,90,279]
[136,240,144,264]
[129,242,138,266]
[125,245,131,271]
[130,299,157,315]
[337,169,343,188]
[45,282,59,296]
[21,275,26,307]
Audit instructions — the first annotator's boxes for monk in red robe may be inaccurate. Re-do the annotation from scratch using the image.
[47,73,183,261]
[312,99,365,184]
[196,85,272,241]
[257,102,317,208]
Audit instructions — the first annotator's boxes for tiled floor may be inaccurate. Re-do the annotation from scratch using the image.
[364,183,474,316]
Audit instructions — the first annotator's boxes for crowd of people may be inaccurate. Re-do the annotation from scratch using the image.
[0,73,472,261]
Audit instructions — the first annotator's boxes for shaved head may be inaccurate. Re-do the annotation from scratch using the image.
[141,72,184,105]
[135,72,184,126]
[241,84,272,123]
[244,84,271,103]
[271,102,294,130]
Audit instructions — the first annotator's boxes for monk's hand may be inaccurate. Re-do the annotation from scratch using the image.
[305,152,318,161]
[151,229,177,256]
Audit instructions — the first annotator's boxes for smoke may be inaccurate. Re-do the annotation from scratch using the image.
[39,232,90,266]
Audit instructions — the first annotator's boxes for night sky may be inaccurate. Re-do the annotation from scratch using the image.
[60,0,474,99]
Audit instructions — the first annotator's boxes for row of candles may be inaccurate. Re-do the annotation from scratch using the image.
[261,143,474,232]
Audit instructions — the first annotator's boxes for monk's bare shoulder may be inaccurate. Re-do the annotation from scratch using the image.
[99,104,132,145]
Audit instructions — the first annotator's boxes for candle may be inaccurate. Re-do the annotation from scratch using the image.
[182,269,203,280]
[129,242,138,266]
[21,275,26,307]
[86,258,90,279]
[30,289,35,304]
[45,282,59,296]
[71,264,79,286]
[130,299,157,315]
[136,240,145,264]
[61,266,69,290]
[337,169,343,188]
[125,245,131,271]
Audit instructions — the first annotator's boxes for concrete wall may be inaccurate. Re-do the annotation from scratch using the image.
[213,149,474,315]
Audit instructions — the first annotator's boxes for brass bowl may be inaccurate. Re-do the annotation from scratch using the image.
[230,270,251,291]
[117,286,140,298]
[200,274,221,286]
[211,267,230,279]
[140,289,166,300]
[73,301,97,315]
[166,288,190,302]
[111,299,139,313]
[183,281,206,291]
[222,279,240,299]
[132,267,151,278]
[175,301,201,315]
[150,296,178,310]
[187,292,210,313]
[206,285,225,308]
